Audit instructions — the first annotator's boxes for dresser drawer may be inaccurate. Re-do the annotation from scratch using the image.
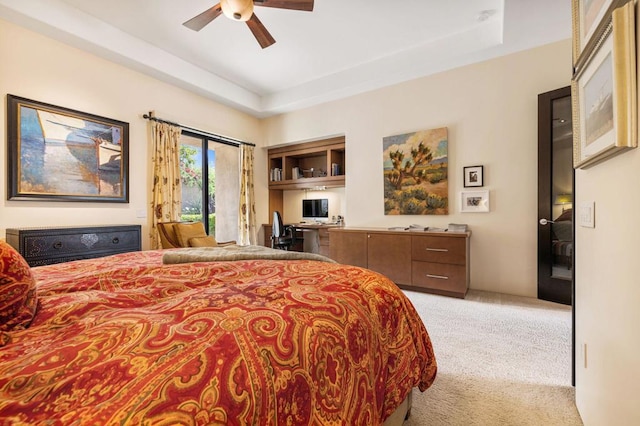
[318,229,330,257]
[412,235,466,265]
[318,228,330,245]
[22,230,138,258]
[412,261,466,294]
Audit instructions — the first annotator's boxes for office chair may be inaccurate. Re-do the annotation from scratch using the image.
[271,211,296,250]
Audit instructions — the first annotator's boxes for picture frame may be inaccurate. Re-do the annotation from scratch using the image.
[382,127,449,215]
[572,1,637,169]
[6,95,129,202]
[463,165,484,187]
[460,190,490,213]
[572,0,617,67]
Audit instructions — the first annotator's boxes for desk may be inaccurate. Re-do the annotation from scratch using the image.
[262,223,342,256]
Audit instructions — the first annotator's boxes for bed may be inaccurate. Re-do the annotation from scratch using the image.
[0,242,436,425]
[551,209,573,269]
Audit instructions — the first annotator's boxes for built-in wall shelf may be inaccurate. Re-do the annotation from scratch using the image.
[268,137,345,190]
[267,136,345,225]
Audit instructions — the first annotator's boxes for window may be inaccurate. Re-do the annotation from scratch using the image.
[179,131,239,241]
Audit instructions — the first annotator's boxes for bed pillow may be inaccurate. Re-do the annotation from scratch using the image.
[188,236,218,247]
[551,221,573,242]
[0,240,37,333]
[174,222,208,247]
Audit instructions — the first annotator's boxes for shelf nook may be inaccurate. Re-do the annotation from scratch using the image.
[267,136,345,222]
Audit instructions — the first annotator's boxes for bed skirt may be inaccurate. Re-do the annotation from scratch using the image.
[384,390,413,426]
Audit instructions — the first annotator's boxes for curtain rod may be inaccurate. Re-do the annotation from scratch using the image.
[142,112,255,147]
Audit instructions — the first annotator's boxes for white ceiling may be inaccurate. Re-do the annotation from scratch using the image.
[0,0,571,117]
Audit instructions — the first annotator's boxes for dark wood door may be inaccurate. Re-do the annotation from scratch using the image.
[537,86,574,305]
[538,86,575,386]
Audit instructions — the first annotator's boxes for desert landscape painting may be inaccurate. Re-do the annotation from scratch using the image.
[383,127,448,215]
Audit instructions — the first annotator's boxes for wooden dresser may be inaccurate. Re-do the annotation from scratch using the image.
[329,227,471,298]
[6,225,142,267]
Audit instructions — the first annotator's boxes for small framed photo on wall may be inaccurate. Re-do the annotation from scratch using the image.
[463,165,484,187]
[461,190,490,213]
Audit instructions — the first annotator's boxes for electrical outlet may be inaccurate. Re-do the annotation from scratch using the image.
[136,209,147,219]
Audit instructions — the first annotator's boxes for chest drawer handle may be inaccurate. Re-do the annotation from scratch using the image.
[53,241,63,250]
[112,237,120,244]
[426,248,448,252]
[426,274,449,280]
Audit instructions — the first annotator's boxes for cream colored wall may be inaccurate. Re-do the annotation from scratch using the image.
[0,19,264,249]
[262,39,572,297]
[573,3,640,422]
[575,153,640,424]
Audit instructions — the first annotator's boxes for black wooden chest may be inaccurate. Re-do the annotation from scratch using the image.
[6,225,141,267]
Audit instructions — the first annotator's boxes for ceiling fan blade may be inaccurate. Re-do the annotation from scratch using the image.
[253,0,314,12]
[183,4,223,31]
[246,14,276,49]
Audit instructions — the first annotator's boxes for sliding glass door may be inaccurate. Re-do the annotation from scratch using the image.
[179,132,239,241]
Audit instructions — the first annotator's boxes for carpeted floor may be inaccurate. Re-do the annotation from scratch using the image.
[403,289,583,425]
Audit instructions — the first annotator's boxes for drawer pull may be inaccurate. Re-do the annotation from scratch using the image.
[53,241,63,250]
[426,274,449,280]
[112,237,120,244]
[426,248,448,252]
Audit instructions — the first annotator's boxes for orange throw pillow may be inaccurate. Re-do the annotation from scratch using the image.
[174,222,208,247]
[188,236,218,247]
[0,241,37,334]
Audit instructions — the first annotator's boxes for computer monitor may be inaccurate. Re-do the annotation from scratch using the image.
[302,198,329,222]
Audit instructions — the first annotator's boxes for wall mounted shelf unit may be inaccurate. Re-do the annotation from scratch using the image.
[268,137,345,190]
[267,136,345,222]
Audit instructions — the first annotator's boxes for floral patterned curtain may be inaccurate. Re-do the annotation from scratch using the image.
[238,144,257,245]
[150,121,182,249]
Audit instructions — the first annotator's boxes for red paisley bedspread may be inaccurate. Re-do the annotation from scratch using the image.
[0,250,436,425]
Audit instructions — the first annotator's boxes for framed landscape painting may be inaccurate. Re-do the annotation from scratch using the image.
[6,95,129,202]
[382,127,448,215]
[572,1,636,168]
[572,0,615,66]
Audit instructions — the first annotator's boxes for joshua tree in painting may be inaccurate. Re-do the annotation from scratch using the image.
[387,142,433,189]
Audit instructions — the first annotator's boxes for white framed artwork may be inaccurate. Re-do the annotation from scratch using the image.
[460,190,490,213]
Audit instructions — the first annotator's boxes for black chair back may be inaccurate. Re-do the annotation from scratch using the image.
[271,211,295,250]
[272,211,285,238]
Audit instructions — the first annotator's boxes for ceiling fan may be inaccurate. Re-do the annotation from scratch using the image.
[183,0,314,49]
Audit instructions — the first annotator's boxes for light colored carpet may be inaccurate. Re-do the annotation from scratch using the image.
[403,290,583,426]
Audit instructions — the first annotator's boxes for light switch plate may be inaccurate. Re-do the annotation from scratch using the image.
[579,202,595,228]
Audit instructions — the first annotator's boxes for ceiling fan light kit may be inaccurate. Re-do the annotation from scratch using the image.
[221,0,254,22]
[183,0,314,49]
